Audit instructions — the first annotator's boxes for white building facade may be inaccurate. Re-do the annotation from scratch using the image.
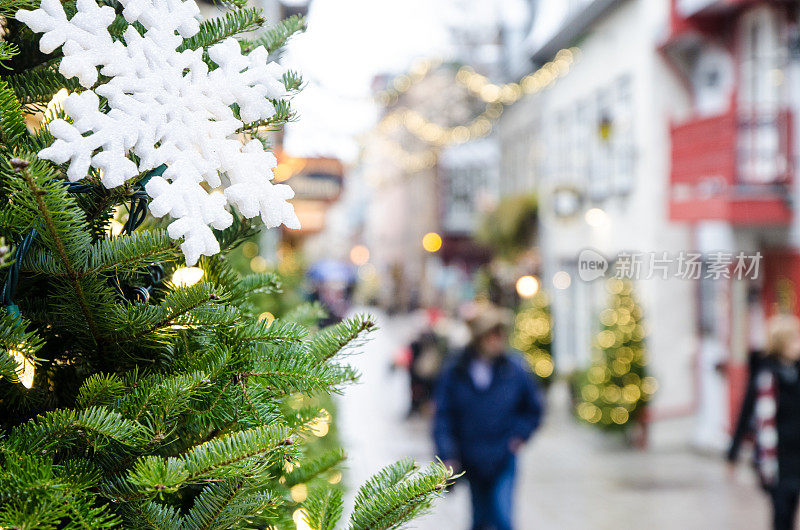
[499,0,719,448]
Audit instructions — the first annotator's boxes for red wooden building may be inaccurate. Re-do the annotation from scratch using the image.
[662,0,800,430]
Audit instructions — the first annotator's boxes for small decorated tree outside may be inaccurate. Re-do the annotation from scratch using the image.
[511,290,554,384]
[575,278,658,431]
[0,0,452,527]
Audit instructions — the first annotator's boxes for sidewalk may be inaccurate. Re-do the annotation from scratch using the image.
[336,309,769,529]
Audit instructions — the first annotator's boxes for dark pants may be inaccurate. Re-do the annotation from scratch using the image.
[771,483,800,530]
[467,457,515,530]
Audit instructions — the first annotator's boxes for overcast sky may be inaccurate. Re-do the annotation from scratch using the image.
[281,0,546,162]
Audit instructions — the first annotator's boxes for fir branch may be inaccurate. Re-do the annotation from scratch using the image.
[247,342,359,395]
[0,80,29,149]
[352,458,415,509]
[183,478,276,530]
[283,448,345,487]
[3,65,82,108]
[9,406,147,454]
[347,461,452,530]
[10,159,105,350]
[228,271,281,305]
[118,371,210,425]
[85,229,179,274]
[237,98,295,134]
[0,310,44,385]
[235,317,308,345]
[305,314,377,363]
[237,377,267,426]
[0,42,19,65]
[304,487,343,530]
[126,455,190,495]
[282,70,303,92]
[240,14,306,55]
[0,0,37,18]
[210,0,248,8]
[128,501,183,530]
[179,424,292,482]
[76,373,126,409]
[113,283,237,343]
[178,8,265,52]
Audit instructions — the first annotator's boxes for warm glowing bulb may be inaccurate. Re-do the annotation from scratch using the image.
[250,256,268,273]
[515,275,540,298]
[242,241,259,258]
[109,219,124,237]
[293,508,312,530]
[172,266,204,287]
[10,349,34,389]
[422,232,442,253]
[309,418,329,437]
[290,483,308,503]
[258,312,275,326]
[44,88,69,122]
[349,245,370,266]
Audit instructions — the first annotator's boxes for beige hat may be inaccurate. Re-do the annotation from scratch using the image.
[464,301,513,340]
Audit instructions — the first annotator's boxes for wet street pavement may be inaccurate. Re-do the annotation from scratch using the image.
[336,309,770,529]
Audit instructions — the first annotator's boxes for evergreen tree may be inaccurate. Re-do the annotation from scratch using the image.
[0,1,452,527]
[575,278,657,430]
[510,290,554,385]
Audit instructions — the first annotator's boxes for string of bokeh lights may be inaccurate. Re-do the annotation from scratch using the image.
[373,47,580,173]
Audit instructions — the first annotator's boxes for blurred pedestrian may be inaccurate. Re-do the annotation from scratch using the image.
[728,314,800,530]
[433,301,543,530]
[407,325,446,416]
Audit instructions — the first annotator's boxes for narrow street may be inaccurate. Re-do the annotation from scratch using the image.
[337,309,770,530]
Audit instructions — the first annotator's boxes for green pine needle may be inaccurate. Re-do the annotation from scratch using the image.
[179,7,266,52]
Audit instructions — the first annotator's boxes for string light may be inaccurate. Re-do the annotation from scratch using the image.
[293,508,312,530]
[258,312,275,326]
[515,275,540,298]
[10,349,34,388]
[290,483,307,503]
[171,266,204,287]
[109,219,124,237]
[241,241,259,258]
[375,48,579,149]
[250,256,268,273]
[44,88,69,122]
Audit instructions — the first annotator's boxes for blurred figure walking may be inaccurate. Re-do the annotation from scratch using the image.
[433,301,543,530]
[728,314,800,530]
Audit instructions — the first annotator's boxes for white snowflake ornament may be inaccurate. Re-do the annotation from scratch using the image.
[17,0,301,265]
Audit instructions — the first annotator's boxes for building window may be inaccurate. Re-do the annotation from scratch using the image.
[614,75,635,194]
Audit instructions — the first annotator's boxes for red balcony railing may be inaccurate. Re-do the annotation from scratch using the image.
[669,109,793,224]
[667,0,757,43]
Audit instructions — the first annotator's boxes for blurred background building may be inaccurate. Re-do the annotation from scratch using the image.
[199,0,800,456]
[186,0,800,525]
[318,0,800,453]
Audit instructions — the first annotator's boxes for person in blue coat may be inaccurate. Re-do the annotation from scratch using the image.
[433,301,544,530]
